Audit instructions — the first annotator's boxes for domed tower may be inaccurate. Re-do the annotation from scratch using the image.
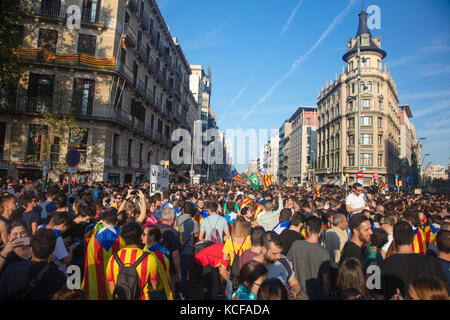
[316,8,400,187]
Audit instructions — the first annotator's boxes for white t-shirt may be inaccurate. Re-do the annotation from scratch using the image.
[345,193,367,214]
[52,236,69,276]
[381,232,393,253]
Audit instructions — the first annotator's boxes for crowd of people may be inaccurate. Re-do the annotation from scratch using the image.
[0,177,449,300]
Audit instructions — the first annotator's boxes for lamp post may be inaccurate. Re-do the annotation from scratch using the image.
[420,153,430,186]
[356,37,368,174]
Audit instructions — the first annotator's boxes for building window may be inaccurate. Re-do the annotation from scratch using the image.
[349,134,355,145]
[362,57,370,68]
[363,99,370,108]
[26,124,48,161]
[367,81,372,92]
[78,34,96,56]
[361,133,373,145]
[72,78,95,115]
[361,153,373,166]
[69,129,88,164]
[349,154,355,166]
[361,116,372,126]
[348,118,355,127]
[38,28,58,53]
[360,81,365,92]
[352,83,355,94]
[377,82,380,93]
[306,118,311,125]
[378,117,382,127]
[378,154,382,167]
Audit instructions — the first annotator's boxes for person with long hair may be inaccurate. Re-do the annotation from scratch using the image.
[233,260,268,300]
[221,216,251,299]
[335,257,372,299]
[407,278,449,300]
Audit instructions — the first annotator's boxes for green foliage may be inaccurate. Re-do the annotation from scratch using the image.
[0,0,31,89]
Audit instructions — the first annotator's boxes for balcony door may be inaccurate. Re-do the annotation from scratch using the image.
[82,0,100,23]
[73,78,95,115]
[27,73,54,112]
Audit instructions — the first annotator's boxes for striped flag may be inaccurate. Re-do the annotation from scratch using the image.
[194,209,210,229]
[145,244,174,300]
[232,169,243,184]
[425,223,440,250]
[412,226,427,254]
[82,226,125,300]
[258,167,274,188]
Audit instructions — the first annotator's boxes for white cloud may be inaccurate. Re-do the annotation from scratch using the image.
[401,89,450,101]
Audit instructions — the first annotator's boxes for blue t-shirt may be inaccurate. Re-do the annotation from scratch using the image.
[436,257,450,284]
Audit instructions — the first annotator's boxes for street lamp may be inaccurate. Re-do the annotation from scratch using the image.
[356,37,368,173]
[420,153,430,186]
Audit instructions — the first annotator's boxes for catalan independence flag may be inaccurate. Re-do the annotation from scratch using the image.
[425,223,440,249]
[145,244,174,300]
[258,167,274,188]
[194,209,210,229]
[412,226,427,254]
[232,169,243,184]
[239,197,253,209]
[82,225,125,300]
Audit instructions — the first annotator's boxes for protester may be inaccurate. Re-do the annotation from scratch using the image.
[323,213,348,269]
[407,278,449,300]
[376,221,449,299]
[143,225,174,300]
[82,209,125,300]
[233,260,267,300]
[0,194,17,245]
[287,216,331,300]
[340,213,372,267]
[257,278,288,300]
[221,216,251,299]
[435,227,450,283]
[335,258,372,299]
[0,229,66,300]
[199,201,230,244]
[379,215,395,258]
[280,211,305,256]
[345,183,368,215]
[364,228,388,272]
[156,207,182,292]
[173,201,199,299]
[106,222,159,300]
[254,231,301,299]
[0,220,32,276]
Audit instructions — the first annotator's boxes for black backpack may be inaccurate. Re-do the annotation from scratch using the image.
[229,237,247,291]
[112,251,149,300]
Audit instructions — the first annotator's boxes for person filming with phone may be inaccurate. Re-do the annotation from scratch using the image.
[0,220,32,277]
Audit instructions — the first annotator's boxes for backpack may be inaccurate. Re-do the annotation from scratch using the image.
[175,216,194,250]
[229,237,247,291]
[206,216,222,244]
[112,251,149,300]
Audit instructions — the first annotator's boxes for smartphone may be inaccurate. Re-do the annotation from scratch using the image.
[15,237,31,246]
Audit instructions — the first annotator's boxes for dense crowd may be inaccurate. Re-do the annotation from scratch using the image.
[0,177,448,300]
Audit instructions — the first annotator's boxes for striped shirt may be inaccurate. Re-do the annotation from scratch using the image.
[106,248,158,300]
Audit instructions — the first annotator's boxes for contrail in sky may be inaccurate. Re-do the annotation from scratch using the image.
[219,0,305,126]
[239,0,358,126]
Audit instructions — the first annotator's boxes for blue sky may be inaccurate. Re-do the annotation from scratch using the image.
[158,0,450,172]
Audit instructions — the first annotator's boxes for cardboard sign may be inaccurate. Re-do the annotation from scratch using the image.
[150,165,169,194]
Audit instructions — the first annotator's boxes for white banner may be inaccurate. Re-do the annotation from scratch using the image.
[150,165,169,194]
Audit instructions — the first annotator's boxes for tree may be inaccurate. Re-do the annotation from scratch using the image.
[0,0,31,91]
[26,107,88,181]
